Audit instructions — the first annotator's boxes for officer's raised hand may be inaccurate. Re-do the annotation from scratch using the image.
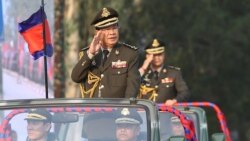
[88,31,103,56]
[139,54,153,76]
[145,54,153,65]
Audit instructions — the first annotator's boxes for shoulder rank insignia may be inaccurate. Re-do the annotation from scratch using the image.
[168,66,181,70]
[119,41,138,50]
[81,47,89,51]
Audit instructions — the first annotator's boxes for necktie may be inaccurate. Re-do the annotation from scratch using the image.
[102,50,109,66]
[153,71,159,81]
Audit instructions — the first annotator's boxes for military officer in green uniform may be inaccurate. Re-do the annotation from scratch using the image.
[71,7,140,98]
[138,38,190,105]
[115,108,143,141]
[25,109,58,141]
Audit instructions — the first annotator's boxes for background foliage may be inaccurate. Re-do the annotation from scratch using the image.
[55,0,250,140]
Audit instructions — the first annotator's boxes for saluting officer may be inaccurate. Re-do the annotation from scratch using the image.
[138,38,190,105]
[71,7,140,98]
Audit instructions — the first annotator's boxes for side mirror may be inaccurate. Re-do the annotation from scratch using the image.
[168,136,186,141]
[211,133,225,141]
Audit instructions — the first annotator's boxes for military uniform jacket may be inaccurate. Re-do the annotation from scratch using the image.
[71,42,140,98]
[140,66,190,103]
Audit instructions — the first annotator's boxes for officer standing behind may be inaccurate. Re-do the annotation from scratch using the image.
[71,7,140,98]
[138,38,190,106]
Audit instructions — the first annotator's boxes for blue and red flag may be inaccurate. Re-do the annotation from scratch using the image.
[18,7,53,60]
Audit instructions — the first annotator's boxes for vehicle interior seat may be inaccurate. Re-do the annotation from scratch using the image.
[159,112,172,141]
[47,132,59,141]
[137,131,147,141]
[82,112,116,141]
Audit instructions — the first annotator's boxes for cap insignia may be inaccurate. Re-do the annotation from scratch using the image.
[30,109,36,112]
[163,69,167,73]
[101,8,110,17]
[121,108,130,116]
[152,39,160,47]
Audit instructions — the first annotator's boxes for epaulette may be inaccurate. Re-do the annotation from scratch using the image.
[119,41,138,50]
[168,66,181,70]
[81,47,89,51]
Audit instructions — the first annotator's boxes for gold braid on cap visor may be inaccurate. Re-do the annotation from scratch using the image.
[115,117,140,124]
[94,17,118,28]
[146,47,165,54]
[26,113,47,120]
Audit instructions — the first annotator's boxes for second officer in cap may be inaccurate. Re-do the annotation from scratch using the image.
[71,7,140,98]
[138,38,190,105]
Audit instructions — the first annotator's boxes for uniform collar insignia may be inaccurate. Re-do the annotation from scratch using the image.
[92,60,96,66]
[101,8,110,17]
[115,49,119,55]
[163,69,167,73]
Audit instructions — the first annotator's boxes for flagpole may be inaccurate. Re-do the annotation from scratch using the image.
[41,0,49,99]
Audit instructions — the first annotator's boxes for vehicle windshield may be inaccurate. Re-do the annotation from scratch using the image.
[0,106,149,141]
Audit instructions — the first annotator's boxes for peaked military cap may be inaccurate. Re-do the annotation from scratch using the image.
[91,7,119,30]
[115,108,143,125]
[145,38,165,54]
[25,108,52,122]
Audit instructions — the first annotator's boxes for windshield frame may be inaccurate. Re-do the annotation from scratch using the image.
[0,98,160,141]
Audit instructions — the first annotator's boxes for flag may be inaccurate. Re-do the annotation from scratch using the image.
[18,7,53,60]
